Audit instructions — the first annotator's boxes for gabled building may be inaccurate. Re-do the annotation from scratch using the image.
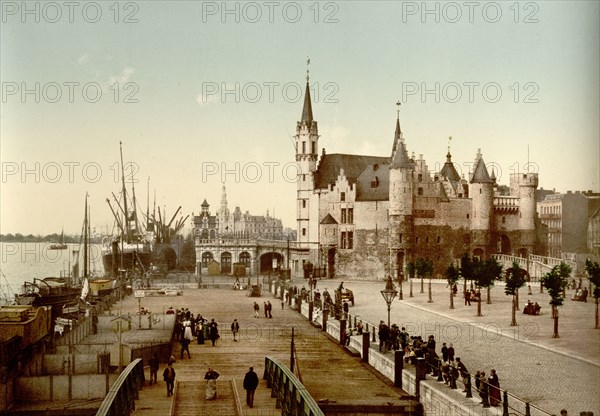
[293,74,544,279]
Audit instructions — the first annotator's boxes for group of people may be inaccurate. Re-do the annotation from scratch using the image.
[369,325,502,409]
[160,359,259,407]
[253,301,274,318]
[464,289,481,306]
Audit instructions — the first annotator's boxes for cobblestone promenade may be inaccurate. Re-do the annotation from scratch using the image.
[337,278,600,415]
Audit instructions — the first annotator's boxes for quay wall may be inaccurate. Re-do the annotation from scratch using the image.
[293,294,500,416]
[15,374,117,401]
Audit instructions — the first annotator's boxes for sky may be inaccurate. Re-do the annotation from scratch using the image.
[1,0,599,237]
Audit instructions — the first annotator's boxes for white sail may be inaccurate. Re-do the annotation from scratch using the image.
[80,277,89,301]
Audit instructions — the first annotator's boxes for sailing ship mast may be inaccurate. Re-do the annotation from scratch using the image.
[83,193,88,279]
[120,141,131,244]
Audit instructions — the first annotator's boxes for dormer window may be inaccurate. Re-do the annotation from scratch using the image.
[373,163,379,171]
[340,192,346,202]
[371,176,379,188]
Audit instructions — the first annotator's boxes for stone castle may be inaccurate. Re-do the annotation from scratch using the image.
[294,76,546,279]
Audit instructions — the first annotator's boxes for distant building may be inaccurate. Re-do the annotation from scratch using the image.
[191,185,286,275]
[293,75,545,279]
[537,191,600,258]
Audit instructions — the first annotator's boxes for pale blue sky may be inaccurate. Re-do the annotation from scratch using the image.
[1,1,598,235]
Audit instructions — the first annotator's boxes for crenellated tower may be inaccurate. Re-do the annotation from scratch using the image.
[295,71,319,243]
[388,104,414,277]
[511,171,539,255]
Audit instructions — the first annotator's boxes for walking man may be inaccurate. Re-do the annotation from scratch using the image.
[253,302,260,318]
[243,366,259,408]
[263,302,268,318]
[231,319,240,342]
[163,362,176,397]
[267,301,273,318]
[149,353,159,385]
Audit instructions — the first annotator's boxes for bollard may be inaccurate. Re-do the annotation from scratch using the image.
[502,391,509,416]
[394,350,404,388]
[415,357,426,399]
[449,369,457,389]
[340,319,347,345]
[308,301,314,322]
[525,403,531,416]
[465,374,472,398]
[362,332,370,363]
[322,308,329,332]
[436,361,443,382]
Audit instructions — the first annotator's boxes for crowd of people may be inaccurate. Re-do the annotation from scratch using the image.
[352,321,503,408]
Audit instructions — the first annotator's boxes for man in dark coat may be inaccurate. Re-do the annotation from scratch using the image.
[163,362,175,396]
[243,366,259,408]
[149,354,159,385]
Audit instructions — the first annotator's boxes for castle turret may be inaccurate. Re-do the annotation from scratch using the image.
[295,72,319,243]
[388,106,414,277]
[470,149,494,257]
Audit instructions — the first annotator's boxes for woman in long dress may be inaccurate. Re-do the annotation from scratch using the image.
[488,369,501,406]
[204,367,220,400]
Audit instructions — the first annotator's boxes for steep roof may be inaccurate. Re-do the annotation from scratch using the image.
[356,163,390,201]
[470,157,493,183]
[201,199,209,207]
[314,154,389,190]
[390,141,413,169]
[320,213,338,224]
[440,152,461,183]
[301,81,313,124]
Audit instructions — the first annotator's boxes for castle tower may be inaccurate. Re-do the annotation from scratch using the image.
[512,171,539,255]
[295,71,319,243]
[470,149,494,257]
[388,105,414,277]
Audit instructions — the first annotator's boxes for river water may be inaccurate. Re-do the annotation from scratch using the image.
[0,242,104,301]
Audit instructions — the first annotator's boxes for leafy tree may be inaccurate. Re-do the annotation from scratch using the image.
[505,261,527,326]
[472,258,503,316]
[416,258,434,301]
[446,263,460,309]
[541,263,570,338]
[585,260,600,329]
[460,253,475,294]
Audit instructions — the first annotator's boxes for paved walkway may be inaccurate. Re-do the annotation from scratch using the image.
[331,278,600,415]
[126,286,414,416]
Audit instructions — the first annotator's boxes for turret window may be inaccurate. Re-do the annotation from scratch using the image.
[302,200,306,208]
[312,142,316,154]
[340,192,346,202]
[418,174,423,182]
[302,142,306,154]
[418,187,423,196]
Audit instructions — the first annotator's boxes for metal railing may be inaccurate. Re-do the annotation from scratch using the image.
[263,356,324,416]
[95,358,145,416]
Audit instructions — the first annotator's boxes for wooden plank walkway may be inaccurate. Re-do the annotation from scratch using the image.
[127,288,410,415]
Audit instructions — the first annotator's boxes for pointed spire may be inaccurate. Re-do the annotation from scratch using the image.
[301,79,313,124]
[395,101,402,140]
[470,155,493,184]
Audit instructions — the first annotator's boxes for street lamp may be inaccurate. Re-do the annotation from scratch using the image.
[380,275,398,328]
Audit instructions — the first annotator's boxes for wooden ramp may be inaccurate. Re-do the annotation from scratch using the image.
[172,380,239,416]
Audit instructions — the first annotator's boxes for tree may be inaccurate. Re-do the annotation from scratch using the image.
[541,263,570,338]
[472,258,503,316]
[585,260,600,329]
[446,263,460,309]
[460,253,475,294]
[505,261,527,326]
[407,261,415,298]
[416,258,434,302]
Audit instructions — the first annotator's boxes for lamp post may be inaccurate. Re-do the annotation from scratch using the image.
[380,275,398,328]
